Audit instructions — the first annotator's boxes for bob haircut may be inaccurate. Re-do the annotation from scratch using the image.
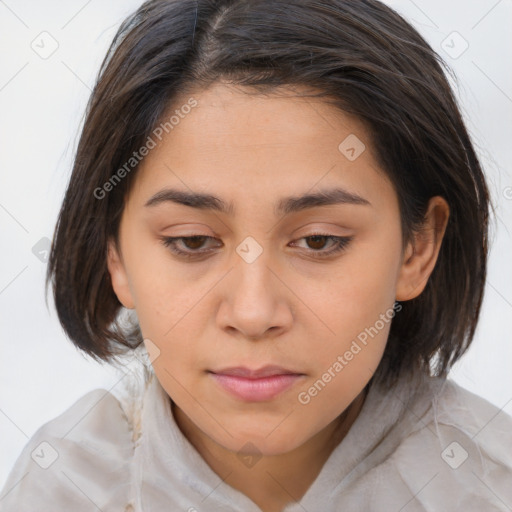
[46,0,490,388]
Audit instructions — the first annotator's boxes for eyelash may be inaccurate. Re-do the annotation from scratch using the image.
[160,234,353,260]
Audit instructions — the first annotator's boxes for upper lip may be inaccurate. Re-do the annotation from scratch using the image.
[210,365,303,379]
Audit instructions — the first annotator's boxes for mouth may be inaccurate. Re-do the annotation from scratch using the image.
[207,365,306,402]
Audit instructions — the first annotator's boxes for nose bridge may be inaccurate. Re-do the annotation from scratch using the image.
[232,238,277,307]
[217,238,291,339]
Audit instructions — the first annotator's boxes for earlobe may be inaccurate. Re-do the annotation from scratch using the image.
[396,196,450,301]
[107,239,136,309]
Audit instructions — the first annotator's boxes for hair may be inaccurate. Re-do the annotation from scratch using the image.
[46,0,490,388]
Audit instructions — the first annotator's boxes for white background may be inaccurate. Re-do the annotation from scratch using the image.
[1,0,511,490]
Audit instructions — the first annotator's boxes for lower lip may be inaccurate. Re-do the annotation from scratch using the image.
[209,373,304,402]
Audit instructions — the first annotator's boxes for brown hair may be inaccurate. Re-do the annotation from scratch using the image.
[46,0,490,387]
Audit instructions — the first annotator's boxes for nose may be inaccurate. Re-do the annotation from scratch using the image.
[216,251,293,341]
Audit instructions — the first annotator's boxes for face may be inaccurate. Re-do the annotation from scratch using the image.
[107,82,443,456]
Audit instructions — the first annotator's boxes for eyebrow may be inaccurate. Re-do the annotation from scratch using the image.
[144,187,370,216]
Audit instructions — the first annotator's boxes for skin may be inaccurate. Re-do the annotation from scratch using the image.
[107,82,449,512]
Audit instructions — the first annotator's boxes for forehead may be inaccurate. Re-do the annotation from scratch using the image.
[162,83,367,156]
[128,82,396,214]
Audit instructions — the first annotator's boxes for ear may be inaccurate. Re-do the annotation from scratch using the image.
[107,239,136,309]
[396,196,450,301]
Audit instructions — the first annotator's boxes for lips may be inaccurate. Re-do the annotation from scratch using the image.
[210,365,301,379]
[208,365,305,402]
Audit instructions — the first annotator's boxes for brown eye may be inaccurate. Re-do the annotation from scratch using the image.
[305,235,329,250]
[290,234,353,259]
[161,233,352,261]
[160,235,222,259]
[182,236,208,250]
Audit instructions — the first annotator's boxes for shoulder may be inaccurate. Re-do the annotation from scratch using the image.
[407,378,512,468]
[0,372,146,512]
[384,377,512,510]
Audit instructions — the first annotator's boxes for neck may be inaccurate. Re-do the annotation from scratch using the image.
[172,388,368,512]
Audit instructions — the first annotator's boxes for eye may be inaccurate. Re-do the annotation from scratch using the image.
[160,235,221,259]
[289,234,353,258]
[160,233,353,260]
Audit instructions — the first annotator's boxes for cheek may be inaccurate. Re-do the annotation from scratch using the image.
[121,236,197,341]
[305,240,401,344]
[293,294,394,436]
[294,233,402,396]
